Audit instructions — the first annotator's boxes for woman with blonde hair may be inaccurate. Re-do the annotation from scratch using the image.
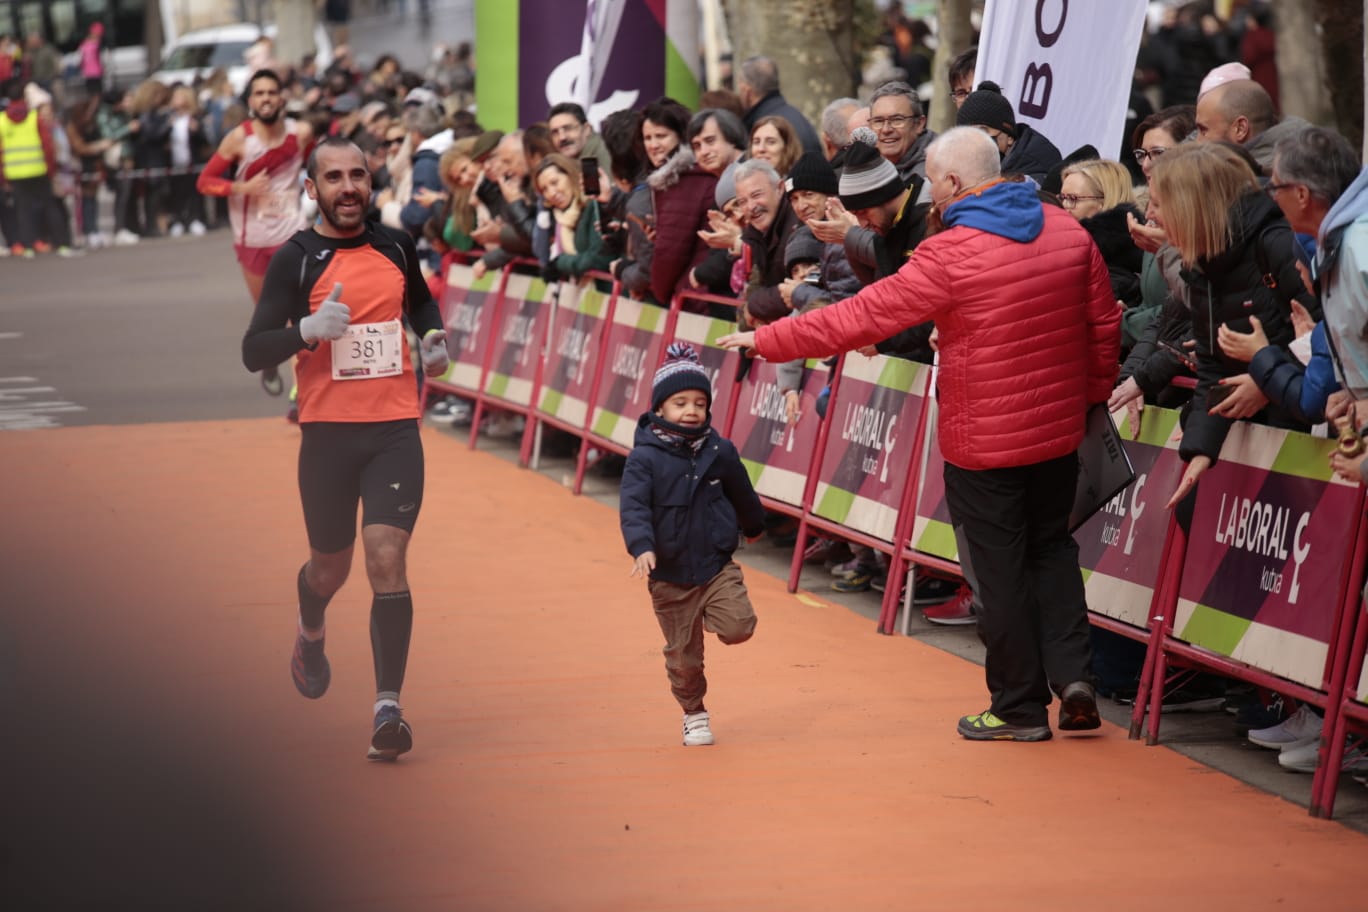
[1058,159,1135,218]
[532,153,611,281]
[748,115,800,178]
[1060,158,1145,315]
[1149,141,1318,508]
[431,136,483,254]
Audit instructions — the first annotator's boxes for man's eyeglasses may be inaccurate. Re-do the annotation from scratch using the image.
[1263,182,1297,197]
[384,137,405,148]
[1133,146,1169,163]
[949,89,970,102]
[869,114,919,131]
[1059,194,1103,209]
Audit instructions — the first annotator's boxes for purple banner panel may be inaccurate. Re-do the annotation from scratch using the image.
[812,357,927,541]
[731,359,827,507]
[1182,451,1358,645]
[518,0,666,127]
[439,263,501,395]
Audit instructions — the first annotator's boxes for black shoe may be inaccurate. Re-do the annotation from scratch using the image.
[912,576,959,605]
[1058,681,1101,731]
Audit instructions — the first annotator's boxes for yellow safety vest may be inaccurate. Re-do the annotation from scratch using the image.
[0,110,46,180]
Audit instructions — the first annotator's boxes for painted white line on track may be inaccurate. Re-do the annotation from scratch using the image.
[0,332,21,340]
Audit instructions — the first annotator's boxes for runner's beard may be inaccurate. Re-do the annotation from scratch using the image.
[254,108,282,125]
[320,193,366,233]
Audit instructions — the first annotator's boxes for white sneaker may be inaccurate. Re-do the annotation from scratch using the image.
[114,228,140,246]
[169,222,185,238]
[1278,739,1368,774]
[86,232,102,249]
[1248,704,1322,750]
[189,220,206,236]
[682,711,714,746]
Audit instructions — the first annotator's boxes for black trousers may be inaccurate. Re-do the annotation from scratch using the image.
[942,452,1093,727]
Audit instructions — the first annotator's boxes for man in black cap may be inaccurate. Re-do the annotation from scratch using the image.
[826,133,928,289]
[956,81,1062,185]
[778,151,861,318]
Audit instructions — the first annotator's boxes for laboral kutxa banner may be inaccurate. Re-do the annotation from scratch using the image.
[438,262,502,394]
[1176,421,1360,689]
[482,272,554,407]
[731,358,828,508]
[587,295,669,451]
[537,281,611,429]
[1073,406,1186,629]
[811,354,927,542]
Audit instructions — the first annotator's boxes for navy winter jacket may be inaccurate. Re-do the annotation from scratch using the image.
[619,415,767,586]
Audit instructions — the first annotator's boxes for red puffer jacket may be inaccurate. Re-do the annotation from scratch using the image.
[755,186,1119,471]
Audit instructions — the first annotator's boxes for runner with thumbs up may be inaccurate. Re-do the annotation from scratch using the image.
[242,137,448,762]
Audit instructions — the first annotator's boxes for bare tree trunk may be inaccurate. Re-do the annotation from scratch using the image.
[1313,0,1364,153]
[721,0,860,128]
[929,0,973,136]
[270,0,319,74]
[1272,0,1334,129]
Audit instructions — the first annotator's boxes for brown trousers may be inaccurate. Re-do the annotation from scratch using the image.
[648,562,756,713]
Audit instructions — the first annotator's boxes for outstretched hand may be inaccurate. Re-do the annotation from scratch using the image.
[717,330,756,351]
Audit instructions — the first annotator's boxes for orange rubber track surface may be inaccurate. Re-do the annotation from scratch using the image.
[2,419,1364,911]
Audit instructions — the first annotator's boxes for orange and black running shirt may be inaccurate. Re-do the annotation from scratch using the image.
[242,222,443,423]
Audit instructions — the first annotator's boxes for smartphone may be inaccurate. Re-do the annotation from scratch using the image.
[1207,383,1236,409]
[1157,339,1192,362]
[581,157,600,196]
[475,176,503,211]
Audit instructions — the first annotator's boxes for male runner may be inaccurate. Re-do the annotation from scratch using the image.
[199,68,314,397]
[242,137,451,761]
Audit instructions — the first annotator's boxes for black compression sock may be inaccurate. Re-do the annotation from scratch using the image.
[371,591,413,696]
[298,563,333,632]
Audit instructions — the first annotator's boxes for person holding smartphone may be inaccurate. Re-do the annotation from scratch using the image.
[530,154,612,282]
[1149,143,1319,510]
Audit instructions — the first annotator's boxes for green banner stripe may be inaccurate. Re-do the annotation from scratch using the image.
[485,373,510,398]
[914,518,958,560]
[702,317,737,346]
[539,388,564,417]
[473,0,519,131]
[579,289,607,318]
[874,357,921,392]
[1133,406,1178,446]
[1177,603,1252,656]
[664,38,700,110]
[635,305,663,332]
[592,409,621,438]
[1270,430,1335,481]
[740,456,765,486]
[814,485,855,524]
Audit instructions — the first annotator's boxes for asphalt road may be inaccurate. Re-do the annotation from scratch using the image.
[0,232,294,429]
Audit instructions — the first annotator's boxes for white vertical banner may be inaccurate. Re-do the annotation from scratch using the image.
[976,0,1148,161]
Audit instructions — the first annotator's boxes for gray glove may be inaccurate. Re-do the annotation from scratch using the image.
[299,282,351,343]
[420,329,450,378]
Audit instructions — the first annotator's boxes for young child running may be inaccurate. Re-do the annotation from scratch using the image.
[620,342,767,746]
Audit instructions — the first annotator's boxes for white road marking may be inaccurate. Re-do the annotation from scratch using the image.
[0,341,86,430]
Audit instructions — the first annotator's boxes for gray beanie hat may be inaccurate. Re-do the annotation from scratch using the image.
[714,160,739,209]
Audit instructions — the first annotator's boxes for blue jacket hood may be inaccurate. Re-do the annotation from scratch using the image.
[942,180,1044,243]
[1320,166,1368,248]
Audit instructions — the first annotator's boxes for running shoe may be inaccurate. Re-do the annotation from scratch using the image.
[261,365,284,396]
[290,633,330,699]
[1058,681,1102,732]
[1248,704,1322,750]
[957,710,1052,742]
[368,705,414,761]
[682,711,714,746]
